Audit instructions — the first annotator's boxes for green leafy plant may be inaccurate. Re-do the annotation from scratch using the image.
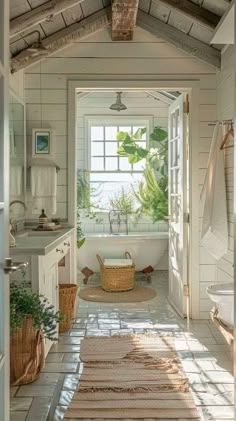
[117,128,149,164]
[117,126,168,221]
[117,126,168,171]
[109,187,137,214]
[77,207,85,249]
[10,283,62,341]
[148,127,168,177]
[77,170,99,248]
[134,165,168,221]
[77,170,98,215]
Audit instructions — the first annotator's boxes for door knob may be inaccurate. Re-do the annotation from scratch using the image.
[3,258,29,274]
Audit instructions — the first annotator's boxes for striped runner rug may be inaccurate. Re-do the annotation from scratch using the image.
[64,334,200,420]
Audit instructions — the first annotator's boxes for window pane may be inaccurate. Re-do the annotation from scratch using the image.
[133,126,147,140]
[133,160,145,171]
[105,126,117,140]
[90,172,143,209]
[119,157,132,171]
[118,126,131,134]
[105,142,118,156]
[105,157,118,170]
[91,126,104,141]
[91,141,104,156]
[91,157,104,170]
[91,172,143,183]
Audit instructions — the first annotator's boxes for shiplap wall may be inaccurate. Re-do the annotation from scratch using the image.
[9,70,24,99]
[24,26,217,318]
[77,91,169,234]
[198,46,235,319]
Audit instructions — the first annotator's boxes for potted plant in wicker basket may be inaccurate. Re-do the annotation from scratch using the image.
[10,282,62,386]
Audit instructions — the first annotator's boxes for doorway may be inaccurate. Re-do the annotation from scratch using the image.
[68,82,197,319]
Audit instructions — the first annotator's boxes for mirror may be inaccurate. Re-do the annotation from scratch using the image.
[9,92,26,220]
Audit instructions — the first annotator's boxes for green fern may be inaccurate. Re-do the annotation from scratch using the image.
[134,165,168,221]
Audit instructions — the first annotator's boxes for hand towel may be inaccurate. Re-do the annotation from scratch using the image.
[200,123,228,260]
[31,166,57,215]
[10,165,23,196]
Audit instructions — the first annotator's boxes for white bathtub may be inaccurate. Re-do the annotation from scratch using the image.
[77,232,169,272]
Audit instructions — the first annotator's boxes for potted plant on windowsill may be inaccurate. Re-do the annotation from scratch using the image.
[10,282,62,386]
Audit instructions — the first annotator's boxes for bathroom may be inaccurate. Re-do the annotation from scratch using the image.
[1,0,235,420]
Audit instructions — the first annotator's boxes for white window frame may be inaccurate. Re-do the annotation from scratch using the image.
[83,116,153,212]
[85,116,153,172]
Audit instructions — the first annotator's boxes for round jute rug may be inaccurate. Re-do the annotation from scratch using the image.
[78,286,156,303]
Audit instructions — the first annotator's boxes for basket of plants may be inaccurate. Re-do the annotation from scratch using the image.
[10,283,62,386]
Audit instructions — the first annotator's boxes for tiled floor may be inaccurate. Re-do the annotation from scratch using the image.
[10,271,234,420]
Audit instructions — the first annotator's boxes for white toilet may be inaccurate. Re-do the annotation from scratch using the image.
[207,282,234,327]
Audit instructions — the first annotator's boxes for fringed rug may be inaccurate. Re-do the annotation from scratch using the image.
[78,286,156,303]
[64,334,200,420]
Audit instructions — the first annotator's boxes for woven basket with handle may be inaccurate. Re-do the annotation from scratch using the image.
[97,252,135,292]
[10,316,44,386]
[59,284,78,332]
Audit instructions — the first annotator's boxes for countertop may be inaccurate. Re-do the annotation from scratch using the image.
[10,227,75,256]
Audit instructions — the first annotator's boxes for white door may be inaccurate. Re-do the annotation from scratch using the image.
[0,0,10,419]
[168,94,189,318]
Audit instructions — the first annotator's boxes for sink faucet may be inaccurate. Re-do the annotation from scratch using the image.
[9,200,27,234]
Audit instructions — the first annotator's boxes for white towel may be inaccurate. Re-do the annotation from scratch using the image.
[31,166,57,215]
[10,165,23,196]
[200,123,228,260]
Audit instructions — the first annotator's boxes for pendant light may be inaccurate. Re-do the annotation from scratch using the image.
[109,92,127,112]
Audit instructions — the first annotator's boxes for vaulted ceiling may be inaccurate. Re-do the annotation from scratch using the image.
[10,0,231,73]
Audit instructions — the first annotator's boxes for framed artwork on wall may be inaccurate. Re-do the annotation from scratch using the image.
[32,129,54,158]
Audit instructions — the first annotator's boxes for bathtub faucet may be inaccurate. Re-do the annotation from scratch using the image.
[108,210,128,235]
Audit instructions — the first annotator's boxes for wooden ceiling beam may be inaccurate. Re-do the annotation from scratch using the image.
[156,0,220,29]
[11,7,111,73]
[137,10,221,69]
[10,0,85,38]
[112,0,139,41]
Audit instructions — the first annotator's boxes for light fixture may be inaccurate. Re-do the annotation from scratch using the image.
[25,31,48,56]
[109,92,127,112]
[10,30,48,57]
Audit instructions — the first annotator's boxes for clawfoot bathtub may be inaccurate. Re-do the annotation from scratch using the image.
[77,232,168,282]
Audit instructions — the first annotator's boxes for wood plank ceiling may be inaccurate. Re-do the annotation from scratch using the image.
[10,0,231,73]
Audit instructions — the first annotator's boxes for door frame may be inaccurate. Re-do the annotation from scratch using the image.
[68,79,200,319]
[0,0,10,418]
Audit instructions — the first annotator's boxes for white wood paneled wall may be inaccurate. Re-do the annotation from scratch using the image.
[24,26,218,318]
[198,46,235,319]
[9,70,24,99]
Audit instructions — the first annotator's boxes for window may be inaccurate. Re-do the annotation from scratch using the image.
[86,117,152,210]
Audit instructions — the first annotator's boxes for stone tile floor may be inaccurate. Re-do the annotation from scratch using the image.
[10,271,234,420]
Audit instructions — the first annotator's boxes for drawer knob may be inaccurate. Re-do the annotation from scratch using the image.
[56,248,64,253]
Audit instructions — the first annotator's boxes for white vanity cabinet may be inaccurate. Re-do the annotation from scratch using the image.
[31,230,75,355]
[11,228,76,356]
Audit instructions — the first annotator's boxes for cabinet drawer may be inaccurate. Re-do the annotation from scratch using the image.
[45,236,71,269]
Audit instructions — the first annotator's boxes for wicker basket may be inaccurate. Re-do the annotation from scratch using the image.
[59,284,78,332]
[10,317,44,386]
[97,252,135,292]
